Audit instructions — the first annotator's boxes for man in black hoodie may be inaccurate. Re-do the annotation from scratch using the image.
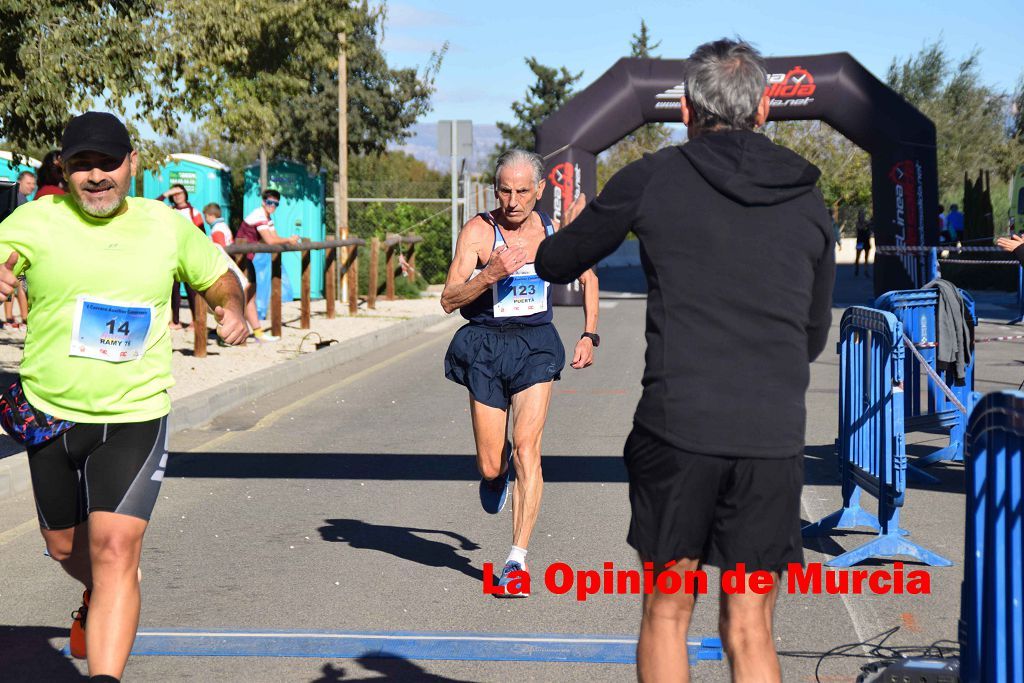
[536,39,834,682]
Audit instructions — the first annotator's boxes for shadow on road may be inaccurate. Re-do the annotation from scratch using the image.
[168,452,628,483]
[318,518,484,581]
[312,657,477,682]
[0,625,85,681]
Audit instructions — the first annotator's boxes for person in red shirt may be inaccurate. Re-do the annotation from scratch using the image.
[33,151,67,199]
[157,184,203,329]
[202,203,274,342]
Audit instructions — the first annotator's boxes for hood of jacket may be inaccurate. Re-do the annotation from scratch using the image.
[679,129,821,207]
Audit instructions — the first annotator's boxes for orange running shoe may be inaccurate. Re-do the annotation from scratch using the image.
[69,589,90,659]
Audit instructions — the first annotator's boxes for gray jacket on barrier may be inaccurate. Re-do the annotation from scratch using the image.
[924,278,973,384]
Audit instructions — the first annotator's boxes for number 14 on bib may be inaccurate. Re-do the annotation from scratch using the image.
[69,297,155,362]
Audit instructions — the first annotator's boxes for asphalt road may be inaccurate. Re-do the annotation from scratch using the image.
[2,263,1017,682]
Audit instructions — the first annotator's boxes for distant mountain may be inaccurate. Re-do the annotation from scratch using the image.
[390,123,502,173]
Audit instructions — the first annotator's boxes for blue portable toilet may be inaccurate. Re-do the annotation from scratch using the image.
[143,153,232,228]
[0,152,41,198]
[243,160,326,314]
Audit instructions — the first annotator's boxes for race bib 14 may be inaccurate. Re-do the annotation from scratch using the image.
[69,297,155,362]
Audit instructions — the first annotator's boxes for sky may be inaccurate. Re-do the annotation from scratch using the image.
[381,0,1024,127]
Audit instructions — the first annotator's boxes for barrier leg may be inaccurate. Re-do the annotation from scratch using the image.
[825,508,953,568]
[1009,265,1024,324]
[802,485,881,537]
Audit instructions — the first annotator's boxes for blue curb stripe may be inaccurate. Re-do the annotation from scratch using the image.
[93,629,724,664]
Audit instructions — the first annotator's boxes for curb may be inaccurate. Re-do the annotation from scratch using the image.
[0,313,452,504]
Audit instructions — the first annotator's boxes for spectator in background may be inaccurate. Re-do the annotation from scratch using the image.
[234,190,298,339]
[34,152,66,199]
[937,204,949,244]
[16,171,36,206]
[4,171,35,327]
[854,209,872,277]
[947,203,965,244]
[203,202,276,343]
[157,184,203,329]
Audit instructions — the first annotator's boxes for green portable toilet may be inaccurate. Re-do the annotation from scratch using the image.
[243,160,326,302]
[143,153,232,228]
[0,152,41,197]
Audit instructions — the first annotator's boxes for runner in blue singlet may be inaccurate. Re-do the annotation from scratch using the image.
[441,149,600,595]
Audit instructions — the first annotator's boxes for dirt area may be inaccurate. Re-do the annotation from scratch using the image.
[0,295,444,402]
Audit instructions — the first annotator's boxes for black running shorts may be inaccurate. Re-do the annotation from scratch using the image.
[624,424,805,574]
[444,322,565,410]
[27,416,169,530]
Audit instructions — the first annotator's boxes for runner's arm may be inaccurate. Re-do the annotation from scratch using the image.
[535,159,646,283]
[198,271,247,344]
[440,219,522,314]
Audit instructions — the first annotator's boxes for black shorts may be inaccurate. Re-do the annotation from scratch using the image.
[624,425,804,574]
[27,416,169,530]
[444,323,565,410]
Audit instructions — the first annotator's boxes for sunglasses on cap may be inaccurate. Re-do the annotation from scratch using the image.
[264,199,280,207]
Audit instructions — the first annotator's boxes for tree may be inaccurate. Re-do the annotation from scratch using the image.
[597,20,674,189]
[764,121,871,230]
[0,1,175,158]
[495,58,582,153]
[161,0,443,180]
[886,40,1014,198]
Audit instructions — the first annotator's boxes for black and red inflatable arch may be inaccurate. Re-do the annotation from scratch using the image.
[536,53,937,299]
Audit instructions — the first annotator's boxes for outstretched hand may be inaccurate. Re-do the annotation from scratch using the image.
[996,234,1024,254]
[563,192,588,228]
[0,252,20,299]
[214,304,248,345]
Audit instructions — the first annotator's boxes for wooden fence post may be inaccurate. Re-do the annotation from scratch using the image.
[271,251,282,337]
[301,241,311,329]
[386,236,396,301]
[324,245,336,319]
[347,245,358,315]
[368,237,379,310]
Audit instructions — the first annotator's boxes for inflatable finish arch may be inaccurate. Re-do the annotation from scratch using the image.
[536,53,937,298]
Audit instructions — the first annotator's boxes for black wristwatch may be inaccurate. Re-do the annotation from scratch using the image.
[581,332,600,347]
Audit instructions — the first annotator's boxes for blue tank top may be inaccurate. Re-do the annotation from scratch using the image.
[462,210,555,327]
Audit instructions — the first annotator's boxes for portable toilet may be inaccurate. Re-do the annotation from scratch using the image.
[0,152,41,198]
[143,153,232,228]
[243,160,326,312]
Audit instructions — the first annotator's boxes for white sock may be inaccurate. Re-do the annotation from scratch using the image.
[506,546,527,567]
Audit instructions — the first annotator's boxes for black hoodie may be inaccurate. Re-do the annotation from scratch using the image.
[536,129,835,458]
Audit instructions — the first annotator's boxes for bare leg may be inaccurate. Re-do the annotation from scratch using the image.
[16,283,28,322]
[40,522,93,587]
[637,558,699,683]
[244,291,261,332]
[509,381,553,550]
[85,511,148,679]
[468,396,509,481]
[719,576,782,683]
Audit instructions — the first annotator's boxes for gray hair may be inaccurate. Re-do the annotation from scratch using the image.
[494,149,544,186]
[684,38,767,132]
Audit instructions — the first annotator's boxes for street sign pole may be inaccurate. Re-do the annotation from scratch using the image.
[450,120,458,257]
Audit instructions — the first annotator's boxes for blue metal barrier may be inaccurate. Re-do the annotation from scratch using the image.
[960,391,1024,683]
[874,287,977,467]
[802,306,952,567]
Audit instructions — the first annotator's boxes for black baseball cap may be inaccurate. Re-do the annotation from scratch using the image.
[61,112,133,161]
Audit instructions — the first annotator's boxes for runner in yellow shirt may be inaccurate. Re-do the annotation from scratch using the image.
[0,112,247,683]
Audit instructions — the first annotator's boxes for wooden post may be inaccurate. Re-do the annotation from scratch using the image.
[368,237,379,310]
[193,296,208,358]
[300,242,311,329]
[347,246,358,315]
[259,147,268,194]
[386,238,396,301]
[337,33,349,305]
[324,247,336,316]
[271,251,282,337]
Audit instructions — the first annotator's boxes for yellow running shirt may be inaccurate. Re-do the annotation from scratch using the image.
[0,195,228,422]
